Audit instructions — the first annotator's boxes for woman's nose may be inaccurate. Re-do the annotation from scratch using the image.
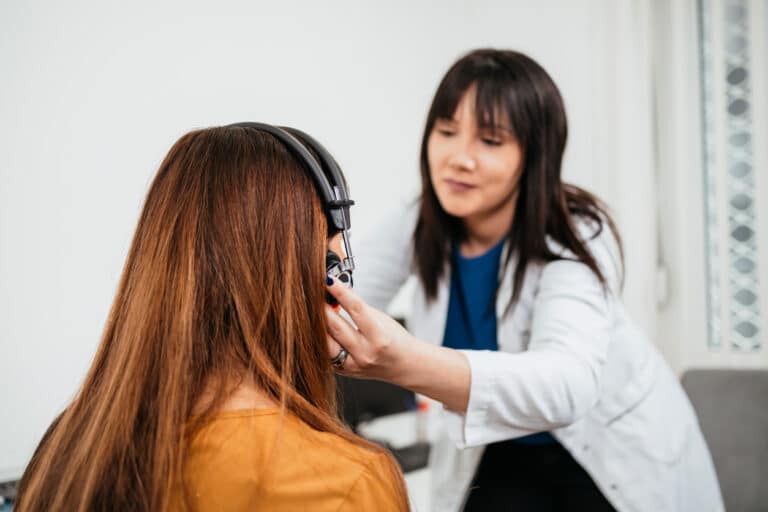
[447,140,477,171]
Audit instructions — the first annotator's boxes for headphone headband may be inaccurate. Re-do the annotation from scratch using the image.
[225,122,356,274]
[225,122,353,233]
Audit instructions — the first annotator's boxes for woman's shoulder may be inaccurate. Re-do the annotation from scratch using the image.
[544,213,619,256]
[541,213,623,291]
[335,450,405,511]
[282,414,385,468]
[181,410,403,511]
[353,198,421,308]
[358,198,419,245]
[268,414,405,510]
[186,408,386,470]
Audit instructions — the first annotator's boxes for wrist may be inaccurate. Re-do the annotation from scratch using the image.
[382,332,421,388]
[394,341,471,413]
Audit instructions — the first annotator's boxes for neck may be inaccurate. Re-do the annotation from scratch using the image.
[459,192,518,258]
[193,373,277,416]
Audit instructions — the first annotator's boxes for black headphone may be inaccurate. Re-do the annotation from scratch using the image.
[226,122,355,303]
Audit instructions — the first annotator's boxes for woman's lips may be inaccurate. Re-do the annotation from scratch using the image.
[443,178,476,193]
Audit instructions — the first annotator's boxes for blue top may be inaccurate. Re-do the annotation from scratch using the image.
[443,239,555,445]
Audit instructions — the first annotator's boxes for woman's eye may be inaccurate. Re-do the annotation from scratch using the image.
[481,137,502,146]
[437,129,455,137]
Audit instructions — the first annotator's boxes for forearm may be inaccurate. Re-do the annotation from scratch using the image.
[389,337,471,413]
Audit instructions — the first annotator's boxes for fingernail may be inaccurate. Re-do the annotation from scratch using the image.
[326,276,333,286]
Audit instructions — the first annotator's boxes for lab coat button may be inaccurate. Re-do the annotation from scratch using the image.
[582,445,589,451]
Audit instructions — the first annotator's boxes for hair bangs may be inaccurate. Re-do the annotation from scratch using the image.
[430,70,473,122]
[474,76,520,140]
[430,53,524,143]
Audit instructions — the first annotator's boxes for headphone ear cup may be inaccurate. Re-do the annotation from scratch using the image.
[326,251,342,306]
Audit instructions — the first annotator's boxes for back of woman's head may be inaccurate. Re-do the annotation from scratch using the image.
[127,126,334,413]
[16,126,403,511]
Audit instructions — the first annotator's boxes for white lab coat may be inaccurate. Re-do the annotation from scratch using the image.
[353,203,723,512]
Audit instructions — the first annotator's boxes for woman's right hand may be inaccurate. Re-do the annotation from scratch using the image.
[324,275,415,382]
[325,276,471,412]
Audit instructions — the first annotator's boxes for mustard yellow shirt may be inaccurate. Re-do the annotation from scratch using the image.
[172,408,404,511]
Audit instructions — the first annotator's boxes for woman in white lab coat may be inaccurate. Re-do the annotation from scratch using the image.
[324,49,722,511]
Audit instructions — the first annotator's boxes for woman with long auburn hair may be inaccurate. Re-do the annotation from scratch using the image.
[16,125,408,511]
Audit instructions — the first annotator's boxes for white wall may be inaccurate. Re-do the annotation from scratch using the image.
[0,0,657,479]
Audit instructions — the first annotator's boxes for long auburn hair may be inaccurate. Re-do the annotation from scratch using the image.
[16,126,408,511]
[415,48,623,308]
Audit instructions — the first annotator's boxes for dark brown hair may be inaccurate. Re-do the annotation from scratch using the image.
[415,48,623,307]
[16,126,408,511]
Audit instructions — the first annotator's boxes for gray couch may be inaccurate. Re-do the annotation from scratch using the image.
[681,369,768,511]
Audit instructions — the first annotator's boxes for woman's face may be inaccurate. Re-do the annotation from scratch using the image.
[427,87,523,225]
